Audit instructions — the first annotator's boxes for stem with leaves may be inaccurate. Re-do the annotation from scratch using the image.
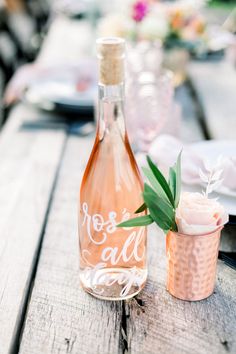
[199,157,224,197]
[117,152,182,234]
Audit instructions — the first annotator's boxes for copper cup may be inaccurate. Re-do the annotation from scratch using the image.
[166,228,222,301]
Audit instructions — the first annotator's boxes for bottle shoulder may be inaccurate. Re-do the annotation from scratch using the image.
[80,135,143,195]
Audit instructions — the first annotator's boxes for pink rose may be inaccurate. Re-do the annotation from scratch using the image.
[176,192,228,235]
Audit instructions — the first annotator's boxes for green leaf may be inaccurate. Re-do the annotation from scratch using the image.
[175,151,182,208]
[117,214,154,228]
[146,199,172,231]
[142,166,170,204]
[169,166,176,201]
[135,202,147,214]
[143,184,174,224]
[146,156,175,208]
[143,184,177,232]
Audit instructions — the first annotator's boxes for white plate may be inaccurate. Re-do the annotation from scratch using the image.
[191,140,236,161]
[24,61,97,113]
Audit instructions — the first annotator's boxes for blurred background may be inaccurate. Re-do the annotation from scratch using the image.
[0,0,235,129]
[0,0,50,123]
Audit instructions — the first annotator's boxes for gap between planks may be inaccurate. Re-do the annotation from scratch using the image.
[12,132,69,354]
[17,76,236,354]
[18,79,215,354]
[185,78,211,140]
[19,136,124,354]
[0,104,68,354]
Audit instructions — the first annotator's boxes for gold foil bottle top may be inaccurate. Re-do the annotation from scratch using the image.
[96,37,125,85]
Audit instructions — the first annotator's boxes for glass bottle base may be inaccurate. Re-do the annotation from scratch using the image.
[80,267,147,301]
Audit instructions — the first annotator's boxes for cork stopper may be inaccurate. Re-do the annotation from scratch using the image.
[96,37,125,85]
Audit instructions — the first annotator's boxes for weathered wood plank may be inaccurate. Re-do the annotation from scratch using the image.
[188,61,236,140]
[0,104,66,354]
[125,224,236,354]
[18,72,236,354]
[19,136,123,354]
[125,71,236,353]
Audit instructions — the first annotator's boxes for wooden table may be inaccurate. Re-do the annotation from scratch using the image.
[0,60,236,354]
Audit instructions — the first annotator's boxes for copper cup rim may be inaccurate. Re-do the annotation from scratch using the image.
[167,226,223,240]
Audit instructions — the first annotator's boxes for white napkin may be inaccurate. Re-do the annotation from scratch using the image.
[148,134,236,192]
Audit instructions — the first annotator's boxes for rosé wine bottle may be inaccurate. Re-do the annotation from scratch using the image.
[79,37,147,300]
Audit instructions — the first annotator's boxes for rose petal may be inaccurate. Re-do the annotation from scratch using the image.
[176,192,229,236]
[176,216,226,236]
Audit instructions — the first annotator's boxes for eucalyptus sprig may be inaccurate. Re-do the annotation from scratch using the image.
[117,152,182,233]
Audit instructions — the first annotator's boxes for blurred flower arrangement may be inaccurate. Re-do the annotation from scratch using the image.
[165,1,207,50]
[98,0,209,54]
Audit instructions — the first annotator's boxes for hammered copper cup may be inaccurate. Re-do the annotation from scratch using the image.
[166,227,222,301]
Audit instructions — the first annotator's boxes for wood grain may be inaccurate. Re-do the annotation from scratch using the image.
[18,72,236,354]
[125,224,236,354]
[19,136,123,354]
[124,75,236,353]
[0,104,66,354]
[188,61,236,140]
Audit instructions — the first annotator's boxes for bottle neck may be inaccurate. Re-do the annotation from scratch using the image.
[99,83,124,102]
[97,83,126,140]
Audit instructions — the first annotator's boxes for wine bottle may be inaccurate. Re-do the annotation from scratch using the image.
[79,37,147,300]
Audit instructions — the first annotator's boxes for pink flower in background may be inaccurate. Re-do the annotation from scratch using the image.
[132,1,149,22]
